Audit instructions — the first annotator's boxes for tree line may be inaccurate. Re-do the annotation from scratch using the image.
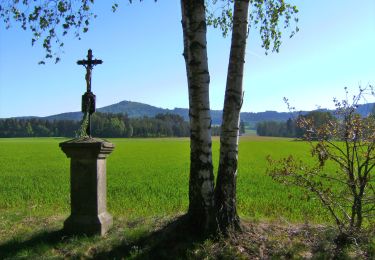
[257,118,298,137]
[0,113,222,138]
[257,111,336,138]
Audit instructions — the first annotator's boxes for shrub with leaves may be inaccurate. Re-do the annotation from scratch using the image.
[267,86,375,240]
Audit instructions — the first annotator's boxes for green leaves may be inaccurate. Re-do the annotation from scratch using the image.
[0,0,96,63]
[112,3,119,13]
[1,0,157,63]
[250,0,299,54]
[206,0,299,54]
[57,1,68,13]
[268,86,375,236]
[207,6,233,38]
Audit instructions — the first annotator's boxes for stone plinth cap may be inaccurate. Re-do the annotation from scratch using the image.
[60,137,115,159]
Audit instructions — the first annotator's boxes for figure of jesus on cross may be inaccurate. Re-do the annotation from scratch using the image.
[77,49,102,92]
[77,49,103,136]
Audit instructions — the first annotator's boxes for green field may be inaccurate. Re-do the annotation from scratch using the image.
[0,136,330,225]
[2,137,374,259]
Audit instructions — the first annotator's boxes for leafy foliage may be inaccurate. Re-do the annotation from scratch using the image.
[0,0,98,63]
[207,0,299,53]
[0,0,159,63]
[267,86,375,239]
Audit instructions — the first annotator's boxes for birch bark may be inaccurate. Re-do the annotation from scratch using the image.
[215,0,250,232]
[180,0,215,233]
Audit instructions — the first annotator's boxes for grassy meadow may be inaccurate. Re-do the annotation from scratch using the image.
[0,136,330,223]
[4,136,367,258]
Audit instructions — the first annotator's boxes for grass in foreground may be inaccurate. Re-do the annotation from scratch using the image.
[0,214,374,259]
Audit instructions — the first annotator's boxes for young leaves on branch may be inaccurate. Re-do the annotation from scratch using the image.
[0,0,98,63]
[268,86,375,240]
[206,0,299,54]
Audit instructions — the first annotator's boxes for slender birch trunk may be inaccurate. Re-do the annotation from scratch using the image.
[180,0,215,233]
[215,0,250,232]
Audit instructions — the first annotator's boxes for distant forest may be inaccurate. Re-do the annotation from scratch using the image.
[257,111,337,138]
[5,110,371,139]
[0,113,222,138]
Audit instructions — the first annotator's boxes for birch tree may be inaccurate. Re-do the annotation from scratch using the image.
[214,0,250,232]
[208,0,299,232]
[180,0,216,233]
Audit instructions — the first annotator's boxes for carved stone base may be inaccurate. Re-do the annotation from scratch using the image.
[60,137,115,236]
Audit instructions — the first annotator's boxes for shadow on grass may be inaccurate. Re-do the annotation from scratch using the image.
[93,214,206,259]
[0,215,206,259]
[0,229,66,258]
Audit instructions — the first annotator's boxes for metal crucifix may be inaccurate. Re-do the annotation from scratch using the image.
[77,49,103,136]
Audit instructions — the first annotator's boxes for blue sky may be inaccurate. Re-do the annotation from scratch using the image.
[0,0,374,118]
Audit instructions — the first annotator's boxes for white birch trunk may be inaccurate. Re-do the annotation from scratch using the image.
[180,0,215,233]
[215,0,250,232]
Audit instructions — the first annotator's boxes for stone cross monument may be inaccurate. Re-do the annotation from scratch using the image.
[59,50,115,236]
[77,49,102,136]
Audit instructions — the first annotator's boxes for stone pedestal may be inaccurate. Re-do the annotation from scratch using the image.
[60,137,115,236]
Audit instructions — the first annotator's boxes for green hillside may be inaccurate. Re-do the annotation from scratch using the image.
[5,101,375,127]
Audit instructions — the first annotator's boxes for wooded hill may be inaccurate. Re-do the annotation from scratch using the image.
[3,100,375,127]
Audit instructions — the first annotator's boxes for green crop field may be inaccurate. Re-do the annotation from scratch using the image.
[2,137,374,259]
[0,136,331,225]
